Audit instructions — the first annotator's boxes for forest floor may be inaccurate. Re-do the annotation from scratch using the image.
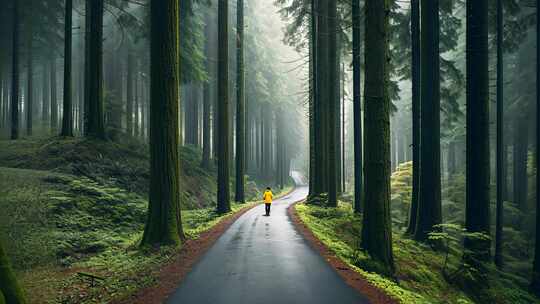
[292,162,540,304]
[0,137,291,304]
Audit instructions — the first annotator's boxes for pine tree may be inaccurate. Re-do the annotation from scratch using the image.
[10,0,20,140]
[406,0,420,235]
[141,0,184,246]
[352,0,363,214]
[85,0,106,139]
[361,0,395,275]
[61,0,74,137]
[464,0,491,264]
[235,0,246,203]
[414,0,442,243]
[530,0,540,294]
[217,0,231,214]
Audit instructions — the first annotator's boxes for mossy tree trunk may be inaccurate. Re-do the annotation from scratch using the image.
[141,0,184,246]
[414,0,442,243]
[217,0,231,214]
[352,0,363,213]
[85,0,106,139]
[406,0,420,235]
[0,240,26,304]
[61,0,74,137]
[10,0,20,140]
[235,0,246,203]
[361,0,395,275]
[464,0,491,264]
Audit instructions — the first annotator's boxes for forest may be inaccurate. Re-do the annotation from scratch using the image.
[1,0,540,303]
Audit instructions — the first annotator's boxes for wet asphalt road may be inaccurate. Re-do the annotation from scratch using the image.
[166,172,369,304]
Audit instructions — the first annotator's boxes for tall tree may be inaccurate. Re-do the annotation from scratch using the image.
[61,0,73,137]
[352,0,363,213]
[414,0,442,242]
[531,0,540,294]
[201,12,212,169]
[464,0,491,263]
[494,0,504,269]
[50,57,58,131]
[361,0,395,274]
[126,46,134,136]
[235,0,246,203]
[141,0,184,246]
[10,0,20,140]
[406,0,420,235]
[85,0,106,139]
[217,0,231,214]
[327,0,338,207]
[26,30,33,136]
[0,239,26,304]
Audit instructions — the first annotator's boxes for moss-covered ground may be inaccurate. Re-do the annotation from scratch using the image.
[0,138,292,303]
[295,162,540,304]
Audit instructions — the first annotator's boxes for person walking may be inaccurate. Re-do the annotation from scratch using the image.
[263,187,273,216]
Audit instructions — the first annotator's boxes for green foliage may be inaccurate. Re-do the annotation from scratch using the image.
[295,201,540,304]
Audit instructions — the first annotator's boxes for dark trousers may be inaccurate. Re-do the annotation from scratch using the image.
[265,203,271,216]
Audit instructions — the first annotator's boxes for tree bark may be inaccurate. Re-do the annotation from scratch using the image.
[531,0,540,294]
[61,0,73,137]
[217,0,231,214]
[85,0,106,139]
[26,33,33,136]
[235,0,246,203]
[406,0,420,235]
[10,0,20,140]
[327,0,338,207]
[352,0,363,213]
[361,0,395,274]
[141,0,184,246]
[464,0,491,263]
[414,0,442,243]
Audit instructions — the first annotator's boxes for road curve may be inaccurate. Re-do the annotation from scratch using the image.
[166,172,369,304]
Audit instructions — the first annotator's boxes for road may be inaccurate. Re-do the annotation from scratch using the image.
[166,172,369,304]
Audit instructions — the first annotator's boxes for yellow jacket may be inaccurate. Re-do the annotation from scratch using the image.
[263,190,273,204]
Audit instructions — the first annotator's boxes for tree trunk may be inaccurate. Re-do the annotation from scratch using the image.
[41,65,49,130]
[495,0,504,269]
[361,0,395,274]
[61,0,73,137]
[464,0,491,263]
[50,57,58,131]
[85,0,106,139]
[414,0,442,243]
[235,0,246,203]
[406,0,420,235]
[217,0,231,214]
[10,0,20,140]
[531,0,540,294]
[26,34,33,136]
[141,0,184,246]
[327,0,338,207]
[126,47,134,137]
[352,0,363,213]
